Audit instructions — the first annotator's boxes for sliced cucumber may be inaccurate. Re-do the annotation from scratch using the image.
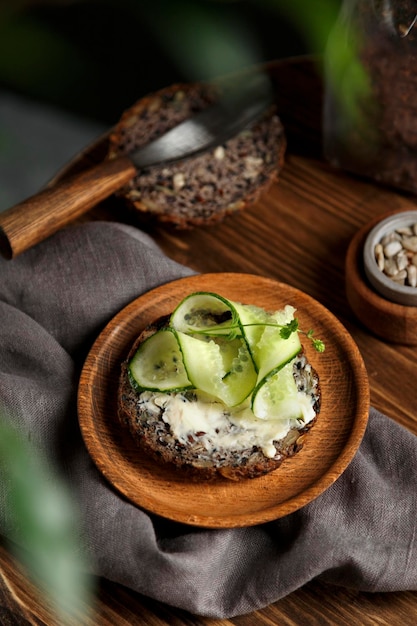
[216,336,243,373]
[176,331,257,407]
[128,291,317,422]
[170,292,237,336]
[232,302,267,370]
[128,328,192,392]
[252,359,310,420]
[254,305,301,381]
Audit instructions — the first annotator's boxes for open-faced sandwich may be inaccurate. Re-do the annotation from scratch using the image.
[117,292,324,481]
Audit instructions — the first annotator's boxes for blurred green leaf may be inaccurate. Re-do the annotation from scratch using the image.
[0,416,94,624]
[137,0,264,81]
[0,14,80,89]
[137,0,369,125]
[248,0,370,117]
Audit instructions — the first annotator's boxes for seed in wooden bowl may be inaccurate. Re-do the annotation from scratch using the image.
[363,211,417,306]
[374,223,417,287]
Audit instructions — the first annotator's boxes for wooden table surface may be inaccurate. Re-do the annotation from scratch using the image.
[2,56,417,625]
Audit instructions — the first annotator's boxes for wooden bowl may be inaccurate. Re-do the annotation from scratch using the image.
[363,210,417,306]
[346,210,417,345]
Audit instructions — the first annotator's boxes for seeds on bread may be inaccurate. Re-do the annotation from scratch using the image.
[108,81,286,228]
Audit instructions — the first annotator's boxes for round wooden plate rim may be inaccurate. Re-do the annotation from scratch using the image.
[78,272,370,528]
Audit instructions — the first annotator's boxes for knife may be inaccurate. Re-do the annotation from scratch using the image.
[0,75,274,259]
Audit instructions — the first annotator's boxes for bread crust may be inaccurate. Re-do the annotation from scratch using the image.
[108,81,286,228]
[117,317,321,481]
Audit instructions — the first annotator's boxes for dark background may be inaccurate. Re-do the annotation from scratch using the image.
[0,0,319,126]
[0,1,341,208]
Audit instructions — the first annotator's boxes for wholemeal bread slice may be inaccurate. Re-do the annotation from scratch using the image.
[117,316,321,481]
[108,81,286,228]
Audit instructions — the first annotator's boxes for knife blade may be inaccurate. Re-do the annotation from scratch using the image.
[129,76,274,169]
[0,74,274,259]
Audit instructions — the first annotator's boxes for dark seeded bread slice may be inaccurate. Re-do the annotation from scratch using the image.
[117,317,321,481]
[108,81,286,228]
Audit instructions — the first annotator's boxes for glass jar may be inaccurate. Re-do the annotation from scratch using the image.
[323,0,417,194]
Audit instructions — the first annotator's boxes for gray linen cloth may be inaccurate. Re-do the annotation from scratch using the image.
[0,221,416,618]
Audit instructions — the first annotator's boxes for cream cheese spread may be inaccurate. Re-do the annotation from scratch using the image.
[139,387,316,459]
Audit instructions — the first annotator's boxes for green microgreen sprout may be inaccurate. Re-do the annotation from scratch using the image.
[305,328,326,353]
[189,318,325,352]
[279,318,298,340]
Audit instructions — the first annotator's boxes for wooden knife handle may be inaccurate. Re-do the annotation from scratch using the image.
[0,155,136,259]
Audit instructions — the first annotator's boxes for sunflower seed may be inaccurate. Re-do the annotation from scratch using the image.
[374,223,417,289]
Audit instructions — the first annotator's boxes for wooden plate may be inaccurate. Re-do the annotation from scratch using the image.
[78,273,369,528]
